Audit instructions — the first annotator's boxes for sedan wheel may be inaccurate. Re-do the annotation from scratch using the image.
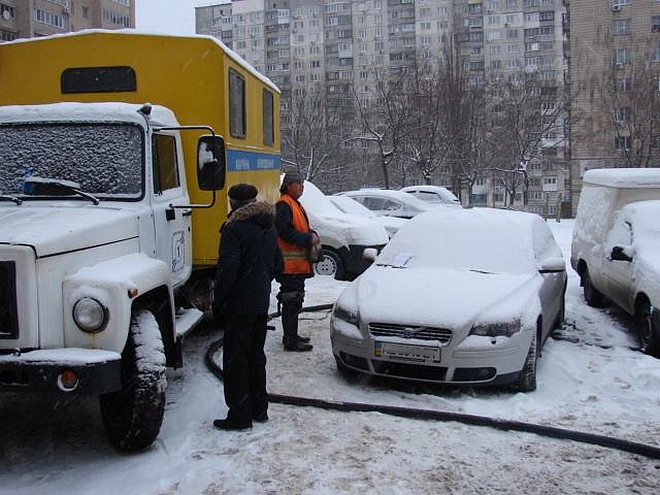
[314,249,345,280]
[512,330,538,393]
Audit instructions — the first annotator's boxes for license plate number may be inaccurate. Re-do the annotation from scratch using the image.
[374,341,441,363]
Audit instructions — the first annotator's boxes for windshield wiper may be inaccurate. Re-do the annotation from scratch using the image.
[0,194,22,205]
[22,177,99,205]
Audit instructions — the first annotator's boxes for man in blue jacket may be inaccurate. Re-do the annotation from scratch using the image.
[213,183,283,431]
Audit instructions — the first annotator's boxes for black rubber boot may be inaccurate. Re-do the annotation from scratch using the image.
[280,291,312,352]
[282,308,313,351]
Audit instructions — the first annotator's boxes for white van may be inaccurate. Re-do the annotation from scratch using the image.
[299,181,389,280]
[571,168,660,357]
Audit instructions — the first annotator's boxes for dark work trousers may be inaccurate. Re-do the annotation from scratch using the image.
[222,312,269,423]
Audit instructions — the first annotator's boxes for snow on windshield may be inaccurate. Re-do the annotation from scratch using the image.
[377,208,545,273]
[0,123,143,197]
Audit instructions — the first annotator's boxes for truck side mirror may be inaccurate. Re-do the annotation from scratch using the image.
[197,135,226,191]
[610,245,633,262]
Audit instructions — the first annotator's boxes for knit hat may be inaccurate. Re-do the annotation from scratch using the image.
[228,183,258,209]
[281,171,303,186]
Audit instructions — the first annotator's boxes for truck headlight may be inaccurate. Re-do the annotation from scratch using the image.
[469,320,521,337]
[72,297,108,333]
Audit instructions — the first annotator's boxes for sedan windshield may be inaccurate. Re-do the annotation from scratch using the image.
[377,212,539,274]
[0,123,144,199]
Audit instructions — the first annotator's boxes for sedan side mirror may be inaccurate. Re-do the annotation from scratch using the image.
[363,248,378,262]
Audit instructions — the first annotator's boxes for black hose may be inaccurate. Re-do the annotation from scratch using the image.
[205,310,660,461]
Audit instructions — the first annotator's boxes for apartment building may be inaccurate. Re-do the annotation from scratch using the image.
[567,0,660,215]
[0,0,134,41]
[196,0,569,215]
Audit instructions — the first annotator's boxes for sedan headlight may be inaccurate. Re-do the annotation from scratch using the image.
[469,320,521,337]
[72,297,108,333]
[332,304,359,327]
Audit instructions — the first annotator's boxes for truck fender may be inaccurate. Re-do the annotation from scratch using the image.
[63,254,175,358]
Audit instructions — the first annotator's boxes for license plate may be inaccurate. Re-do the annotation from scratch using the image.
[374,341,441,363]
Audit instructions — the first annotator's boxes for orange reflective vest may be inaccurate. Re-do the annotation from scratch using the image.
[277,193,312,275]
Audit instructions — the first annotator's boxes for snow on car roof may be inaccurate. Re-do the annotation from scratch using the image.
[583,168,660,188]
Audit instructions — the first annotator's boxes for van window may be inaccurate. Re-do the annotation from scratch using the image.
[152,134,180,193]
[229,69,246,138]
[263,89,274,146]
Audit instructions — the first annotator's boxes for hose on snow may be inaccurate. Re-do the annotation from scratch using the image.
[205,307,660,461]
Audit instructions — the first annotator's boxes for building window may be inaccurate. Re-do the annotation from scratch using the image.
[614,136,632,150]
[613,48,631,66]
[614,106,630,123]
[1,4,15,20]
[613,18,632,35]
[653,16,660,32]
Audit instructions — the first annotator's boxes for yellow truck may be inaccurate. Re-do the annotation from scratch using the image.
[0,31,280,451]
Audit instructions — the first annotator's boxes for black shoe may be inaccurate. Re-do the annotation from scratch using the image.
[281,335,311,345]
[213,418,252,431]
[284,341,313,352]
[253,411,269,423]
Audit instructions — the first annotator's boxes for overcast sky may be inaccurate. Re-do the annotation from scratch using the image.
[135,0,225,36]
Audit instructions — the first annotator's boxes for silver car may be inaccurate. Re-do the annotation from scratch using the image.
[330,207,567,392]
[336,189,435,219]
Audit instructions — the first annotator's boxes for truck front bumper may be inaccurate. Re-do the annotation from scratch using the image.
[0,348,122,394]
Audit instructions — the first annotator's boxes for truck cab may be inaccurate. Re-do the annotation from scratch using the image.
[0,101,224,451]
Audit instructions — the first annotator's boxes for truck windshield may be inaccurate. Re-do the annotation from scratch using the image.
[0,123,144,199]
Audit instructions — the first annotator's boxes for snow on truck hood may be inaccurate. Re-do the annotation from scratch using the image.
[0,206,138,257]
[347,265,542,330]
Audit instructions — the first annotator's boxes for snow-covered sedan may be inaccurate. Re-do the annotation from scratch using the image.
[330,207,567,392]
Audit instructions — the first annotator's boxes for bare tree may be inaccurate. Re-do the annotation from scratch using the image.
[605,60,660,168]
[483,70,569,206]
[353,66,412,189]
[281,85,354,181]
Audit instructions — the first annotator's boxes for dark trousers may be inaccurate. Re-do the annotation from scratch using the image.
[223,313,268,424]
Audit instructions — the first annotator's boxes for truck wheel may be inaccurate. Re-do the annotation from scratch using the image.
[635,298,660,358]
[100,309,166,452]
[314,249,345,280]
[512,330,538,393]
[581,268,604,307]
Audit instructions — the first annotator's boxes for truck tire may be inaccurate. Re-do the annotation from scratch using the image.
[635,298,660,358]
[100,309,167,452]
[581,268,604,307]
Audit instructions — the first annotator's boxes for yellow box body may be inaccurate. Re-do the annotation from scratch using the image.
[0,30,281,266]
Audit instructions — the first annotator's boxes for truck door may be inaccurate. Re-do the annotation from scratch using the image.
[151,133,192,289]
[603,218,635,313]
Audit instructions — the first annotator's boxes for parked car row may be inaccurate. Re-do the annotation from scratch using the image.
[319,167,660,396]
[301,183,459,280]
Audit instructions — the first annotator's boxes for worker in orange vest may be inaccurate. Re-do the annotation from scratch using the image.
[275,171,320,352]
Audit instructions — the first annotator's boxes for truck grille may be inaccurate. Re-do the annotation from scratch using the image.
[0,261,19,339]
[369,322,452,344]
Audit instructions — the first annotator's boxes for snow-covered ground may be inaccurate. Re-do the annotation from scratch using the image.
[2,219,659,494]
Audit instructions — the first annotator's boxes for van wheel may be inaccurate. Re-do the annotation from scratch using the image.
[512,330,538,393]
[635,298,660,358]
[314,249,345,280]
[100,309,167,452]
[581,268,604,307]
